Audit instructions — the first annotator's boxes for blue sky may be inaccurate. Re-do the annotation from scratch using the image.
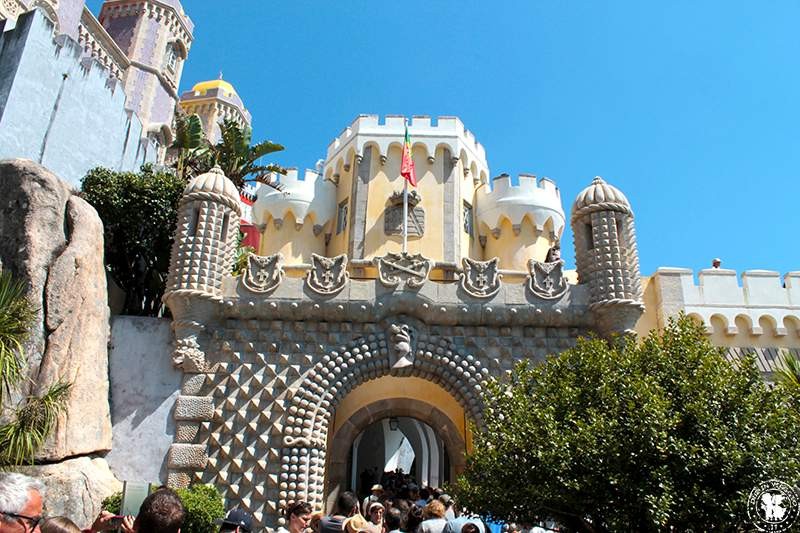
[89,1,800,276]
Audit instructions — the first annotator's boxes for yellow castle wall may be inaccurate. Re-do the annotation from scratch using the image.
[258,214,326,267]
[482,217,556,271]
[363,145,445,261]
[327,153,355,259]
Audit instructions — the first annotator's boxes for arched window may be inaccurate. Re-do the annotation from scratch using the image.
[164,42,179,73]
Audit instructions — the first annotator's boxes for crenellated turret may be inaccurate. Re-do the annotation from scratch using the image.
[322,115,489,264]
[252,169,336,264]
[475,173,566,271]
[165,166,241,299]
[571,176,643,335]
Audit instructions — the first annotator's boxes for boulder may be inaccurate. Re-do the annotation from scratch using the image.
[17,456,122,528]
[0,159,112,459]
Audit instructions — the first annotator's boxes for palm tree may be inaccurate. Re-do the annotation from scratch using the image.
[211,119,285,190]
[0,268,70,466]
[0,269,35,406]
[171,113,211,180]
[776,350,800,390]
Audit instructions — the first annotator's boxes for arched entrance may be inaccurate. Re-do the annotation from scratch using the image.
[323,376,470,509]
[278,322,485,513]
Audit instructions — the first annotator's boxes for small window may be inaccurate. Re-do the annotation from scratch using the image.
[220,213,230,242]
[463,201,473,236]
[584,223,594,250]
[336,199,348,234]
[164,43,179,73]
[188,207,199,236]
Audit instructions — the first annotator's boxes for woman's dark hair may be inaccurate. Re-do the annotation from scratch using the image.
[41,517,80,533]
[385,508,403,532]
[284,500,313,518]
[405,504,424,533]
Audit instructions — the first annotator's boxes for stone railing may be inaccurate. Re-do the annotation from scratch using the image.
[77,6,129,80]
[651,267,800,336]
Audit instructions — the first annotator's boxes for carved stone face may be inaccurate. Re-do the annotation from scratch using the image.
[547,246,561,262]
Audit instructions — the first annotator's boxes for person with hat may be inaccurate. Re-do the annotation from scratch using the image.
[366,502,385,532]
[216,508,253,533]
[438,495,455,521]
[361,484,384,516]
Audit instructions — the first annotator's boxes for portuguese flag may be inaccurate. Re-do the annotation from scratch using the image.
[400,122,417,187]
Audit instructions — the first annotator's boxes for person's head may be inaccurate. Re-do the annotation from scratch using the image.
[334,492,359,517]
[40,518,79,533]
[217,508,253,533]
[0,473,45,533]
[712,258,721,268]
[419,488,430,501]
[134,488,185,533]
[384,508,402,532]
[422,501,445,520]
[438,495,452,509]
[461,524,480,533]
[367,503,384,526]
[284,501,312,533]
[308,511,324,533]
[405,506,423,533]
[370,485,383,497]
[408,485,419,499]
[342,514,374,533]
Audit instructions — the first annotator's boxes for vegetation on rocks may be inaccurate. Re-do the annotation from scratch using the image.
[0,269,71,466]
[455,315,800,532]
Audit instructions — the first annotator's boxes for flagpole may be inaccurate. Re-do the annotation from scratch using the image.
[402,169,409,254]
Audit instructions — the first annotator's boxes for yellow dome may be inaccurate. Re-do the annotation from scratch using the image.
[191,79,237,97]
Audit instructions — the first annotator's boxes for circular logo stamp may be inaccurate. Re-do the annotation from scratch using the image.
[747,479,800,532]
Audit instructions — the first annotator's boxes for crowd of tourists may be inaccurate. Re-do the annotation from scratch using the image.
[0,471,555,533]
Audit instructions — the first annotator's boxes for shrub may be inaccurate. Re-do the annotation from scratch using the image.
[176,484,226,533]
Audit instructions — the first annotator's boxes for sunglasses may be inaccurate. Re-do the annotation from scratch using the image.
[2,511,45,530]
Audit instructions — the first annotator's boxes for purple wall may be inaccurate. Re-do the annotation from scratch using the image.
[102,14,137,54]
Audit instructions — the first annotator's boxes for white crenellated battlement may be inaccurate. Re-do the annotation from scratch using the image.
[653,267,800,337]
[475,173,566,237]
[252,168,336,230]
[324,114,489,180]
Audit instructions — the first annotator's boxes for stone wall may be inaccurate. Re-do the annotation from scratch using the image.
[0,159,119,528]
[106,315,181,484]
[0,10,156,188]
[0,158,112,459]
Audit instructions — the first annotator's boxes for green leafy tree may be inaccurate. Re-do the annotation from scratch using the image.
[776,350,800,390]
[455,315,800,532]
[81,165,186,316]
[171,113,210,180]
[0,269,71,466]
[176,484,225,533]
[208,119,285,190]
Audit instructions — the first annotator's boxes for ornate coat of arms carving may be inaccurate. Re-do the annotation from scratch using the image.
[384,190,425,236]
[306,253,349,295]
[460,257,502,298]
[242,253,284,293]
[527,258,568,300]
[375,252,432,288]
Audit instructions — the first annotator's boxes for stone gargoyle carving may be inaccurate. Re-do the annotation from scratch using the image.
[375,252,432,288]
[527,243,568,300]
[460,257,502,298]
[389,323,415,369]
[242,253,284,294]
[306,253,349,295]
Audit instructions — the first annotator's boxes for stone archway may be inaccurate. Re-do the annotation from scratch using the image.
[277,320,488,514]
[324,397,467,511]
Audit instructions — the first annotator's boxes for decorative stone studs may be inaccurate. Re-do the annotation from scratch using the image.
[242,253,284,294]
[375,252,432,288]
[306,254,349,295]
[460,257,502,298]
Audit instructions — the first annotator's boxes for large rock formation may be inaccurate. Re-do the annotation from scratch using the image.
[0,158,112,459]
[18,456,122,528]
